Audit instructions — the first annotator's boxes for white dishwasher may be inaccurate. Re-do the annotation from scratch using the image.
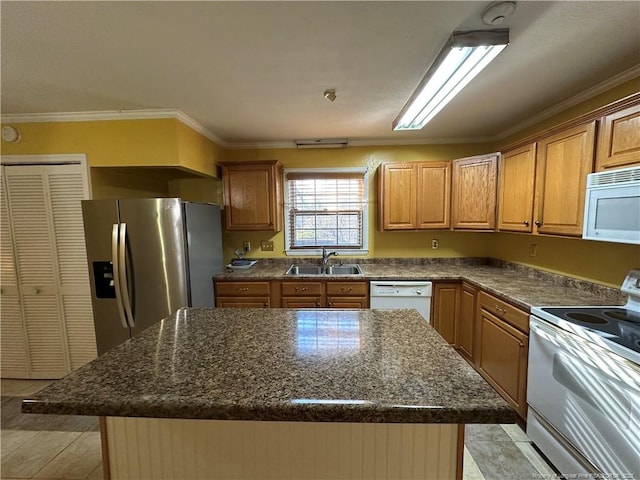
[369,281,432,321]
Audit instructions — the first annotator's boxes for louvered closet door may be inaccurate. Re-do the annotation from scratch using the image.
[47,167,96,370]
[4,164,95,378]
[0,169,30,378]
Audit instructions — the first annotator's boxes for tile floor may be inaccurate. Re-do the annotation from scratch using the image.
[1,379,557,480]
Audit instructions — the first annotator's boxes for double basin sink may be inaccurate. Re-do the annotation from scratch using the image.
[285,264,363,276]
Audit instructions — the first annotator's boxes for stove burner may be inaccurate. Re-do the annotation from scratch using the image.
[604,310,640,323]
[566,312,608,324]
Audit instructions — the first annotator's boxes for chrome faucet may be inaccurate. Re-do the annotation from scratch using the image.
[321,247,338,267]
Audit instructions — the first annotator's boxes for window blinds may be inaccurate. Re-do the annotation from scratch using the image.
[285,172,365,249]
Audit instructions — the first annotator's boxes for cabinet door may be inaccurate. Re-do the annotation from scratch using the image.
[498,144,536,232]
[535,122,595,236]
[478,309,528,419]
[596,103,640,171]
[0,170,30,378]
[282,297,322,308]
[216,297,270,308]
[451,154,498,230]
[378,163,417,230]
[417,162,451,229]
[457,283,476,360]
[4,168,70,378]
[431,283,459,344]
[221,162,282,231]
[326,297,368,309]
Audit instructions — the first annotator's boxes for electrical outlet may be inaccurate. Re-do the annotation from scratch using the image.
[530,243,537,257]
[243,241,251,253]
[260,240,274,251]
[431,239,439,250]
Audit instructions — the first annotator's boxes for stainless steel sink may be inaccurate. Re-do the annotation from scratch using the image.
[324,264,363,275]
[284,265,324,275]
[284,264,363,276]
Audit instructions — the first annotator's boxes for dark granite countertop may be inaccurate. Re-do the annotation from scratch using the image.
[215,258,625,311]
[23,308,515,424]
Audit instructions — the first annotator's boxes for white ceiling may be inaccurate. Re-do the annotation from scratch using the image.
[1,1,639,148]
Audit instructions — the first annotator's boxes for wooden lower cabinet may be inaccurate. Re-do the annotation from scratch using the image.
[281,281,323,308]
[457,283,477,361]
[216,280,369,309]
[431,283,459,345]
[476,292,529,420]
[214,281,272,308]
[326,281,369,308]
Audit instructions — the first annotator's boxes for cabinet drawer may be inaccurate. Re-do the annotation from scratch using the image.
[326,282,368,296]
[281,282,322,296]
[478,291,528,334]
[215,282,270,296]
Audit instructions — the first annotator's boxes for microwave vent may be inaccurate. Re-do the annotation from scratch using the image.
[587,166,640,187]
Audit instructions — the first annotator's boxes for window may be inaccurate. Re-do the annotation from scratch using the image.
[284,168,369,255]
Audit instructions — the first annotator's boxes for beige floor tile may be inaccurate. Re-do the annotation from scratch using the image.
[86,463,104,480]
[1,429,38,458]
[515,441,556,475]
[500,423,530,443]
[462,446,486,480]
[1,431,80,478]
[32,431,102,480]
[0,379,54,397]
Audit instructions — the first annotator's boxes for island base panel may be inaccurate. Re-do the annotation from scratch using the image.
[104,417,462,480]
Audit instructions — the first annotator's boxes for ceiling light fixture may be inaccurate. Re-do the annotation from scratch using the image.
[295,138,348,149]
[393,29,510,131]
[323,89,337,102]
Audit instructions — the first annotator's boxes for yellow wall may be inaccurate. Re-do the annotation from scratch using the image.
[489,233,639,288]
[0,117,221,198]
[2,80,638,286]
[0,118,178,166]
[488,78,640,287]
[175,122,223,177]
[220,144,493,261]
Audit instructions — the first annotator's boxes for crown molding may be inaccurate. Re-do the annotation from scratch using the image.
[494,64,640,141]
[0,109,229,148]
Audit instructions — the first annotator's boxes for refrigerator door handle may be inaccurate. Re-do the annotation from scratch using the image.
[111,224,128,329]
[118,222,135,327]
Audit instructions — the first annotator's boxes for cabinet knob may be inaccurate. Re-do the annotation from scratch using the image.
[295,287,308,292]
[315,302,320,307]
[33,287,41,294]
[495,304,506,314]
[523,220,529,226]
[328,302,333,307]
[535,220,541,227]
[263,302,269,308]
[519,342,524,348]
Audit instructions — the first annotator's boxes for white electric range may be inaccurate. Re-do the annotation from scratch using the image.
[527,270,640,477]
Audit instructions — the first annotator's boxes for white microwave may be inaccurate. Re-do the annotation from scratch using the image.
[583,165,640,244]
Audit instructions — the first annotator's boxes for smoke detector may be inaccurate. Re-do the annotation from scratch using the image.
[482,2,516,26]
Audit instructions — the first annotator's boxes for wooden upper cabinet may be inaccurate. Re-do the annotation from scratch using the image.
[596,103,640,171]
[220,161,282,231]
[417,162,451,229]
[451,153,498,230]
[498,144,537,233]
[378,161,450,230]
[535,121,595,236]
[378,163,417,230]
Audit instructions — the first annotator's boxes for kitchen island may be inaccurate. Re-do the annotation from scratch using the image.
[23,307,514,480]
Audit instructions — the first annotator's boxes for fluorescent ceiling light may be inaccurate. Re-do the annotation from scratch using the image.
[393,29,509,131]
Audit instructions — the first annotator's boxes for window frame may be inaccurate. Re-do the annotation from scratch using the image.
[283,167,369,256]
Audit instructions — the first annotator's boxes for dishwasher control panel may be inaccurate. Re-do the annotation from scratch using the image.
[369,281,432,297]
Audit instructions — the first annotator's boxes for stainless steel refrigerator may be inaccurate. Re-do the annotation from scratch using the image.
[82,198,224,355]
